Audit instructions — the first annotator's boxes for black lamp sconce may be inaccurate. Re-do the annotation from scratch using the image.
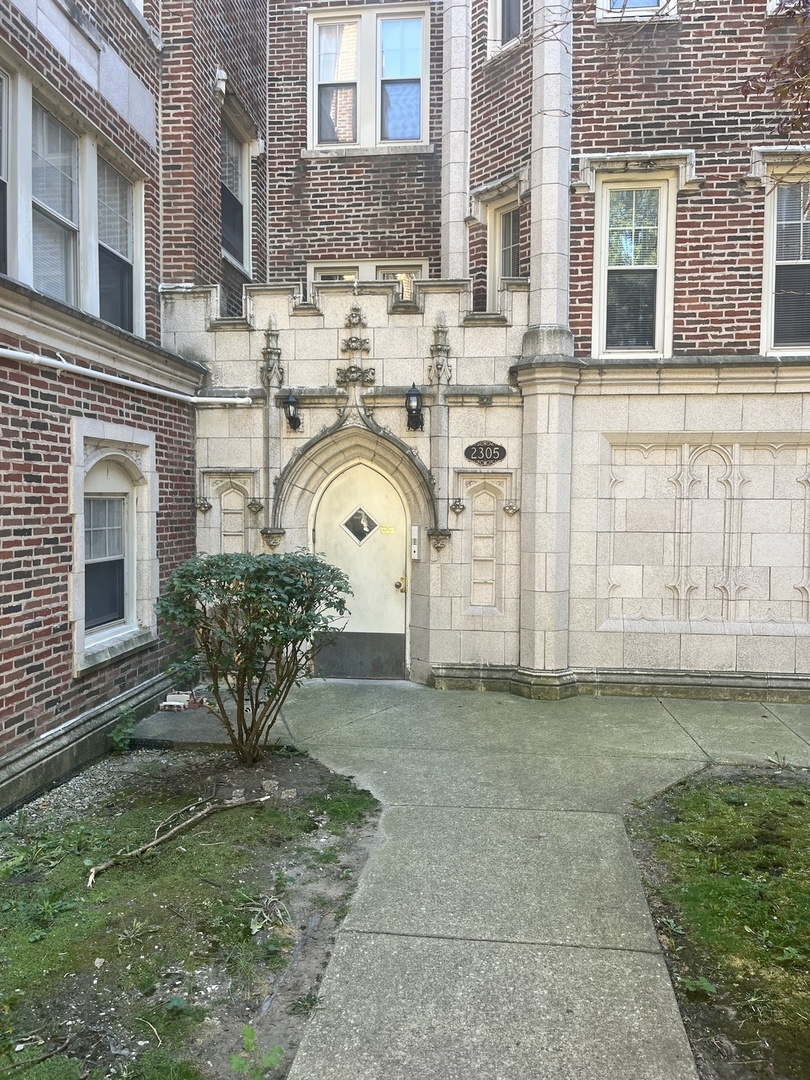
[283,392,301,431]
[405,383,424,431]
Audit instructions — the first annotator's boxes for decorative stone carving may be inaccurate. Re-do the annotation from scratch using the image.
[260,321,284,388]
[341,334,371,355]
[478,394,493,407]
[247,498,263,514]
[428,528,452,551]
[345,301,367,329]
[450,499,466,515]
[428,312,452,383]
[260,528,285,549]
[503,501,519,516]
[196,498,212,513]
[336,365,376,385]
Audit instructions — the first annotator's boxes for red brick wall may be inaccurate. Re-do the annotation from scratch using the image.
[265,0,443,285]
[0,340,197,758]
[570,0,798,356]
[161,0,269,293]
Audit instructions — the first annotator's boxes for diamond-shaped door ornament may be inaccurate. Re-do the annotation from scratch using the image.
[342,507,379,544]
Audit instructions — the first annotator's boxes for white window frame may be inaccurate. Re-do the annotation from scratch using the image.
[486,195,522,310]
[1,73,146,336]
[591,173,677,360]
[0,68,8,276]
[308,258,428,299]
[488,0,522,56]
[596,0,678,21]
[761,163,810,355]
[308,7,430,151]
[70,418,158,674]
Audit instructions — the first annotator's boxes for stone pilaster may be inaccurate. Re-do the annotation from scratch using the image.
[441,0,471,280]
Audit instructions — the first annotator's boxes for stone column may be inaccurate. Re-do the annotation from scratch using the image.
[523,0,573,354]
[514,0,577,693]
[440,0,471,280]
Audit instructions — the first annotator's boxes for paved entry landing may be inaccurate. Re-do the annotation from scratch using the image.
[280,683,810,1080]
[134,683,810,1079]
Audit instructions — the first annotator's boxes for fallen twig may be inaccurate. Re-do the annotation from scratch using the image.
[0,1037,71,1074]
[86,794,274,888]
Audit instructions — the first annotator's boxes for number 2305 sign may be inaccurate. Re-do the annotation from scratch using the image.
[464,440,506,466]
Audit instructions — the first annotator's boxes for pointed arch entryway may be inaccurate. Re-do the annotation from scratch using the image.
[271,422,437,679]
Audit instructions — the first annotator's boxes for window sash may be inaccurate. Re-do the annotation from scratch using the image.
[99,246,134,332]
[501,0,521,42]
[98,159,133,261]
[32,207,76,304]
[221,183,244,262]
[32,103,77,225]
[601,185,663,353]
[220,123,242,198]
[499,206,520,278]
[771,182,810,348]
[84,496,126,630]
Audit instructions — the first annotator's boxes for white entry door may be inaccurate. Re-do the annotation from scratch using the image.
[313,463,408,678]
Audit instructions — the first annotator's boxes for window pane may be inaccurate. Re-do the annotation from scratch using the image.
[32,103,77,223]
[98,159,133,260]
[502,0,521,42]
[99,246,134,331]
[318,23,357,81]
[221,183,244,262]
[608,188,659,268]
[381,81,420,141]
[500,207,520,277]
[606,268,657,349]
[318,85,356,143]
[774,265,810,346]
[33,207,75,303]
[380,19,421,80]
[610,0,658,7]
[776,183,810,263]
[85,559,125,629]
[220,123,241,198]
[0,180,6,277]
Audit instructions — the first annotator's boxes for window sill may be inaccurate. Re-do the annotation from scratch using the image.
[301,143,434,160]
[77,626,157,676]
[596,12,679,24]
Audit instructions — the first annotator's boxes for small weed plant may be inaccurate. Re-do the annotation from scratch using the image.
[229,1025,283,1078]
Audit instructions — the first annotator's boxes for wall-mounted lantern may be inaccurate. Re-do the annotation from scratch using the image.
[405,383,424,431]
[283,392,301,430]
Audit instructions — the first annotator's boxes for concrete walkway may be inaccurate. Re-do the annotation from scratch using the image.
[134,683,810,1079]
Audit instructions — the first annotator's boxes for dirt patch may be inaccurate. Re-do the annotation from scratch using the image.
[625,765,810,1080]
[2,746,381,1079]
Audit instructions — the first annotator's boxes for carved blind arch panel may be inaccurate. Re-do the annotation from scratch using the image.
[219,485,247,553]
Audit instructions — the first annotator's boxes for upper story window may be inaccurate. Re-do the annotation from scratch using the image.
[98,159,134,332]
[764,180,810,351]
[310,8,428,150]
[220,120,245,265]
[489,0,522,51]
[32,103,78,305]
[0,72,7,276]
[592,176,676,358]
[2,73,145,335]
[486,197,523,309]
[309,259,427,300]
[596,0,677,19]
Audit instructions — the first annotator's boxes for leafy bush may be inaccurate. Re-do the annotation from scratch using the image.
[157,551,350,764]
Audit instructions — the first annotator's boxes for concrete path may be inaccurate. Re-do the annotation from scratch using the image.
[134,683,810,1079]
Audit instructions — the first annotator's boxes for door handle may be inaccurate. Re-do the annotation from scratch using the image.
[394,577,407,594]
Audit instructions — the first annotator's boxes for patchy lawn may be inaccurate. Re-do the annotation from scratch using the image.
[0,746,380,1079]
[627,765,810,1080]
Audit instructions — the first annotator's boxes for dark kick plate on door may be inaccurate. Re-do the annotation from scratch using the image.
[315,632,406,679]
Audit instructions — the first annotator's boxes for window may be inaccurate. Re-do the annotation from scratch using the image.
[489,0,521,50]
[32,102,78,305]
[98,159,134,332]
[486,199,522,308]
[0,71,7,276]
[592,177,675,357]
[308,259,427,299]
[85,496,126,629]
[221,121,245,264]
[72,420,158,672]
[766,181,810,350]
[596,0,677,19]
[1,73,146,333]
[311,9,428,149]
